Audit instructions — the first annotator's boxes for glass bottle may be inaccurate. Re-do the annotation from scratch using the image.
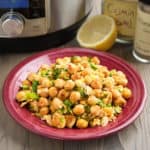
[102,0,138,44]
[133,0,150,63]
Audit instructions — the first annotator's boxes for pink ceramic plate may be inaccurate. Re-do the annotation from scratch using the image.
[2,48,146,140]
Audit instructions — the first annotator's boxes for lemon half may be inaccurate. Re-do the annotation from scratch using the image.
[77,15,117,51]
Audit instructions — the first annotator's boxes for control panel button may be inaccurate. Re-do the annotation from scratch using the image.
[1,13,24,36]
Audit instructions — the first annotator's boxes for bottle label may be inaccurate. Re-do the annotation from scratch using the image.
[134,8,150,56]
[103,0,137,37]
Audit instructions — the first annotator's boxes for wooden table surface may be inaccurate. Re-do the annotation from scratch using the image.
[0,0,150,150]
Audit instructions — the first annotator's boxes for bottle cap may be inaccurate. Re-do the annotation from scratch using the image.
[140,0,150,5]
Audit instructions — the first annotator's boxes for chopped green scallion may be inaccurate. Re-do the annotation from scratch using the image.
[26,92,39,100]
[52,68,63,79]
[32,80,39,93]
[40,70,50,77]
[90,63,98,70]
[97,99,107,107]
[22,85,29,90]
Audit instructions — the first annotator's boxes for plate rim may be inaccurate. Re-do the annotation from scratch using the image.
[2,47,147,140]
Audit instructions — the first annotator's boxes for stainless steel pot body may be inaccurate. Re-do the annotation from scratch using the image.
[51,0,92,32]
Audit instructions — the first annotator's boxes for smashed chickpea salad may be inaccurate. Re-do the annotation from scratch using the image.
[16,56,132,129]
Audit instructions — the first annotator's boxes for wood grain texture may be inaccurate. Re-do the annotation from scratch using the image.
[0,0,150,150]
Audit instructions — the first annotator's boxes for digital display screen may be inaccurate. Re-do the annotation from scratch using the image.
[0,0,29,8]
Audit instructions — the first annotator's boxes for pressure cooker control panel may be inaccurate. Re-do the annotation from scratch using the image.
[0,0,51,37]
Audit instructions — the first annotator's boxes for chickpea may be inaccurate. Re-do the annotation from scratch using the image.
[99,66,109,77]
[103,96,112,105]
[38,97,49,107]
[27,73,40,82]
[82,56,89,61]
[81,70,89,77]
[71,56,81,63]
[39,107,49,116]
[84,75,92,85]
[16,91,27,102]
[50,63,55,69]
[37,85,42,89]
[103,77,115,88]
[29,101,38,112]
[117,71,126,78]
[119,78,128,86]
[90,80,102,89]
[71,73,81,80]
[48,87,58,98]
[64,80,75,90]
[50,98,64,112]
[81,61,89,68]
[111,89,121,99]
[58,89,69,100]
[113,76,128,86]
[56,58,62,64]
[90,105,102,117]
[114,97,127,107]
[76,118,88,129]
[98,72,105,78]
[22,80,31,86]
[122,87,132,99]
[59,71,70,80]
[70,91,81,103]
[65,115,76,128]
[80,100,87,105]
[100,91,112,104]
[103,107,114,118]
[75,80,85,88]
[73,104,85,115]
[87,96,99,105]
[109,69,117,76]
[90,118,101,127]
[40,77,51,88]
[116,85,124,93]
[54,79,65,89]
[51,112,66,128]
[63,57,71,64]
[37,88,49,97]
[91,56,100,64]
[93,89,101,98]
[68,64,79,74]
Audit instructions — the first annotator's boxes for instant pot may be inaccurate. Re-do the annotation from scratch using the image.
[0,0,92,52]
